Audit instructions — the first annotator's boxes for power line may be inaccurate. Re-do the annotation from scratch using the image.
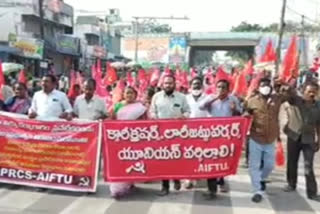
[286,6,318,24]
[304,0,320,5]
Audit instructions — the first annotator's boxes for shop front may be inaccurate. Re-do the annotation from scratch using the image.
[52,34,81,76]
[8,35,44,78]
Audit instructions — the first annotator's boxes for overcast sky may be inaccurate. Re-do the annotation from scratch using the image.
[64,0,320,32]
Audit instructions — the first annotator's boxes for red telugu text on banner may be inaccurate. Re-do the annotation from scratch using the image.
[103,117,250,182]
[0,112,100,192]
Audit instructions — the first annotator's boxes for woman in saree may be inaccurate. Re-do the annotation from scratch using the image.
[5,82,31,115]
[109,86,147,198]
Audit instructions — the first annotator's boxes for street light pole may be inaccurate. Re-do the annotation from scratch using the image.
[134,17,139,62]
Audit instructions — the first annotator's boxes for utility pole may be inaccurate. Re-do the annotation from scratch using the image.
[276,0,287,74]
[132,16,189,62]
[300,15,308,68]
[133,17,139,62]
[38,0,45,40]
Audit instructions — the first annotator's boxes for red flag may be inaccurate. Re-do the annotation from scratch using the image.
[232,70,248,97]
[112,79,125,104]
[127,71,135,87]
[93,65,109,99]
[190,67,197,78]
[281,36,299,82]
[0,61,5,87]
[260,40,277,62]
[68,70,76,98]
[76,72,84,87]
[204,68,216,95]
[157,69,169,88]
[181,70,189,89]
[150,67,160,87]
[138,69,146,81]
[91,64,96,79]
[276,141,285,167]
[205,67,215,85]
[18,69,27,84]
[310,57,320,73]
[137,69,148,100]
[0,61,5,100]
[164,66,171,75]
[175,68,183,91]
[93,59,102,81]
[215,66,230,82]
[104,62,118,86]
[244,60,254,76]
[96,59,102,75]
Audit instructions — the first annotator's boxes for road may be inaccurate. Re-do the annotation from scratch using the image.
[0,152,319,214]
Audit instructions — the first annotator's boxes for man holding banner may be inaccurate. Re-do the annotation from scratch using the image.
[150,74,190,196]
[28,74,73,121]
[73,79,108,121]
[200,79,242,199]
[184,76,209,189]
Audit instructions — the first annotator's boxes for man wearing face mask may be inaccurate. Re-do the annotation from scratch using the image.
[150,75,190,196]
[245,77,288,203]
[282,81,320,201]
[187,77,209,118]
[199,79,242,200]
[183,77,209,189]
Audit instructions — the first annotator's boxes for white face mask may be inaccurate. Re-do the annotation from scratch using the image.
[191,89,202,96]
[259,86,271,96]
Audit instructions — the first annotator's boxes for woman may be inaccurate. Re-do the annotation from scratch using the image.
[109,86,147,198]
[5,82,31,115]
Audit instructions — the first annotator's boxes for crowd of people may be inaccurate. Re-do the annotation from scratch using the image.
[0,65,320,203]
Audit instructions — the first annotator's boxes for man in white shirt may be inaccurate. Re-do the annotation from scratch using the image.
[186,77,209,118]
[184,77,208,189]
[150,75,191,196]
[73,79,108,120]
[29,74,73,121]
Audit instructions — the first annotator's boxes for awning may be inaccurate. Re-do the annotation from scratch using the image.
[0,45,20,54]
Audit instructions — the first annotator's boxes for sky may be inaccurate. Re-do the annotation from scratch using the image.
[64,0,320,32]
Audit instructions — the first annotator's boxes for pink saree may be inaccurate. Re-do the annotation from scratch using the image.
[109,102,147,198]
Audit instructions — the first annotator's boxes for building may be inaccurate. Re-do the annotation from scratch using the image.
[0,0,80,77]
[75,14,122,72]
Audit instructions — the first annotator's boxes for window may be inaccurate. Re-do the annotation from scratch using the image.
[85,34,99,46]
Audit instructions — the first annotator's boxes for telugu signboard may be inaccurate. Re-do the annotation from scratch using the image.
[9,36,44,60]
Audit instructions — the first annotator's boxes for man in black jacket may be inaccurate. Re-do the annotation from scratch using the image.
[283,81,320,201]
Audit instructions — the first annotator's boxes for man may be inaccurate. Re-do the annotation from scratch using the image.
[29,74,73,121]
[184,77,209,189]
[186,77,209,118]
[245,77,287,203]
[59,75,69,93]
[199,79,242,199]
[73,79,108,120]
[150,75,190,196]
[283,81,320,201]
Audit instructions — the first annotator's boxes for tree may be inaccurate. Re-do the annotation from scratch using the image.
[227,21,320,62]
[231,21,266,32]
[231,21,320,34]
